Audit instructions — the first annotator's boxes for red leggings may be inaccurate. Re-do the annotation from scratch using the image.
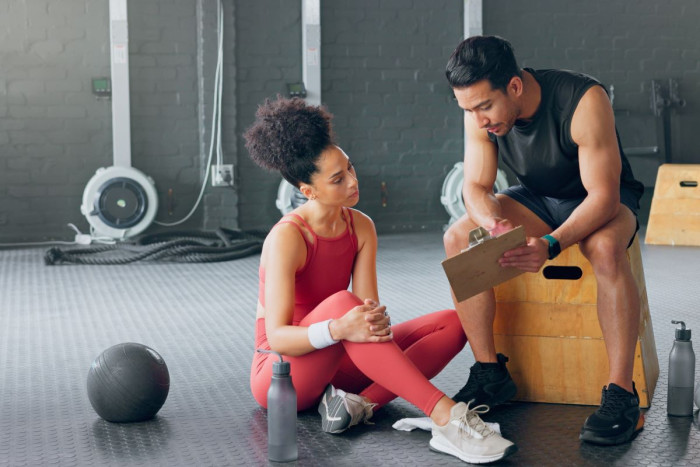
[251,291,467,415]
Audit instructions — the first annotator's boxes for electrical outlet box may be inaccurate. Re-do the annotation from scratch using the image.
[92,77,111,98]
[211,164,234,187]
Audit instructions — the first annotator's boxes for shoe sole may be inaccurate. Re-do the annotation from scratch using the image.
[318,386,351,434]
[579,412,645,445]
[429,437,518,464]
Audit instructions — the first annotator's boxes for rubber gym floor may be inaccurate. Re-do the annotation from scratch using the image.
[1,229,699,466]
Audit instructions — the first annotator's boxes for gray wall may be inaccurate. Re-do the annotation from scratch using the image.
[1,1,112,241]
[201,1,238,231]
[321,0,463,233]
[236,0,464,233]
[0,0,236,242]
[235,0,303,232]
[2,0,700,241]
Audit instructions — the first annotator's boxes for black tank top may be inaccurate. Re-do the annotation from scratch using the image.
[489,68,643,204]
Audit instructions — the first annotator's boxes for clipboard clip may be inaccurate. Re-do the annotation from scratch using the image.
[467,226,494,250]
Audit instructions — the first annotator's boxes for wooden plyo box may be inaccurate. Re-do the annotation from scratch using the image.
[645,164,700,246]
[493,237,659,407]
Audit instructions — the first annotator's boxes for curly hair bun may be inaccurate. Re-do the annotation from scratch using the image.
[243,96,334,185]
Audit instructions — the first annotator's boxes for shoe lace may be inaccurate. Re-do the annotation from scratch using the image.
[457,401,493,438]
[597,387,629,417]
[347,396,378,427]
[360,400,378,426]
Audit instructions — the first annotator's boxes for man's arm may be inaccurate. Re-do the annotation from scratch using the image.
[549,85,621,251]
[462,113,505,233]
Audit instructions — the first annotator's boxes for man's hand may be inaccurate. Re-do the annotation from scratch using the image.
[498,236,549,272]
[487,218,515,237]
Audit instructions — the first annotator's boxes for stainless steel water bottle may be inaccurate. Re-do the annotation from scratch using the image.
[668,320,695,416]
[258,349,298,462]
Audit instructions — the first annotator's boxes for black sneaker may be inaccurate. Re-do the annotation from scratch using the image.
[452,353,517,408]
[580,383,644,445]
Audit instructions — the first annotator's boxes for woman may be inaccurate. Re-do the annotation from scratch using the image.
[246,96,516,464]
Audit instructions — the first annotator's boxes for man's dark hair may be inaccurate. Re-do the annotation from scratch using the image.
[445,36,521,92]
[244,96,335,187]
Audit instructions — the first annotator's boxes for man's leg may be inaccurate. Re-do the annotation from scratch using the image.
[578,206,639,392]
[578,206,643,445]
[443,194,550,405]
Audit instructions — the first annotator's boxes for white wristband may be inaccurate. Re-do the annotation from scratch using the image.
[308,319,339,349]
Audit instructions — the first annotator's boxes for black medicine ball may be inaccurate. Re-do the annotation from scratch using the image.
[87,342,170,423]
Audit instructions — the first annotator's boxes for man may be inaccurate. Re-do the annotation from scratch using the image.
[443,35,645,446]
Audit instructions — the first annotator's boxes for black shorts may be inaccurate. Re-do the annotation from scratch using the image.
[499,185,640,243]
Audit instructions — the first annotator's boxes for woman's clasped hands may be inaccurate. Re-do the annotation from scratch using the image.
[330,298,393,343]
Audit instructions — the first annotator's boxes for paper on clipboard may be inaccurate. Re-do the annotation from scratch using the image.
[441,225,527,302]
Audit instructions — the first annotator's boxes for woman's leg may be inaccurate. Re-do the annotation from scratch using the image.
[297,292,461,415]
[253,290,464,416]
[331,309,467,409]
[253,290,395,410]
[251,318,347,410]
[252,291,364,410]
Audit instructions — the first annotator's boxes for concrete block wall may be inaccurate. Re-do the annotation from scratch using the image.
[235,0,465,233]
[200,1,238,232]
[0,0,235,242]
[3,0,700,241]
[321,0,463,232]
[235,0,303,232]
[0,0,113,241]
[128,0,204,232]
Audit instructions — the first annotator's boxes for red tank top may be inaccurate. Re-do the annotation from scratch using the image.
[258,208,358,324]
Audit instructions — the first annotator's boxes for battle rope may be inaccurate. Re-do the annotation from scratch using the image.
[44,228,265,265]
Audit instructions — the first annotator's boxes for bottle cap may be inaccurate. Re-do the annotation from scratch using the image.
[272,359,291,375]
[672,320,691,341]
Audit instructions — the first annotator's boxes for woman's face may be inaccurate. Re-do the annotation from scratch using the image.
[305,145,359,207]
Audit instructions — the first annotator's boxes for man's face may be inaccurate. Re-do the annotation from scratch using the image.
[453,78,521,137]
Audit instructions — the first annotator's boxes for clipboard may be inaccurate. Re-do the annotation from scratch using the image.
[441,225,527,302]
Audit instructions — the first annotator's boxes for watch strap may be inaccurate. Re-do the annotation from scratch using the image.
[542,234,561,260]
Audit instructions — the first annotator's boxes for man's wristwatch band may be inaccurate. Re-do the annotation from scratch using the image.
[543,234,561,260]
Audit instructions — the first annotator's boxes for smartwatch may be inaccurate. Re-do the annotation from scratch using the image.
[542,234,561,260]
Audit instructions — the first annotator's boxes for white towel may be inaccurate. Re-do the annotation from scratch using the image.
[392,416,501,434]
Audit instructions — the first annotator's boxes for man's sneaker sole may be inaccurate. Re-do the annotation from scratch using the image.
[429,436,518,464]
[579,412,645,445]
[318,385,351,434]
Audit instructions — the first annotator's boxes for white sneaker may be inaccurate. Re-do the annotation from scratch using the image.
[430,401,517,464]
[318,384,376,434]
